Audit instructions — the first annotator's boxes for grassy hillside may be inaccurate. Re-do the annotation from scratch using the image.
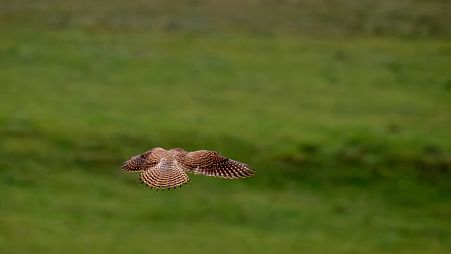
[1,0,451,36]
[1,1,450,254]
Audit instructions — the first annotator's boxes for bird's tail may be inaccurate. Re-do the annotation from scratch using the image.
[139,165,189,190]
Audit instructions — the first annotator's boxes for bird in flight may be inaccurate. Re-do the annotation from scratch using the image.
[122,147,254,190]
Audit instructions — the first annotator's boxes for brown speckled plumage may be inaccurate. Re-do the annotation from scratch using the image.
[122,148,254,190]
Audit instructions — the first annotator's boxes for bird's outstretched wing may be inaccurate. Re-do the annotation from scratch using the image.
[140,160,189,189]
[179,150,254,179]
[121,147,166,171]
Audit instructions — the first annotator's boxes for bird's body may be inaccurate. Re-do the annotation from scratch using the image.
[122,147,254,190]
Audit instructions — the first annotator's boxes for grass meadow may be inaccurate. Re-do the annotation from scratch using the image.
[0,1,450,253]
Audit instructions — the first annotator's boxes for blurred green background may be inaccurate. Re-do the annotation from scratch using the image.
[0,1,450,253]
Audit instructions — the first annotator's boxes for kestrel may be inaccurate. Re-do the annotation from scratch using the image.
[122,147,254,190]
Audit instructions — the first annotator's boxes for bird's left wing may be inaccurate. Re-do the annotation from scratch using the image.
[121,147,166,171]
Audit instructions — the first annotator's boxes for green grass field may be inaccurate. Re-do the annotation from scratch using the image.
[1,1,451,254]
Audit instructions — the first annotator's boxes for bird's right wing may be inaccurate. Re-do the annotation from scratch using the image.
[179,150,254,179]
[121,147,166,171]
